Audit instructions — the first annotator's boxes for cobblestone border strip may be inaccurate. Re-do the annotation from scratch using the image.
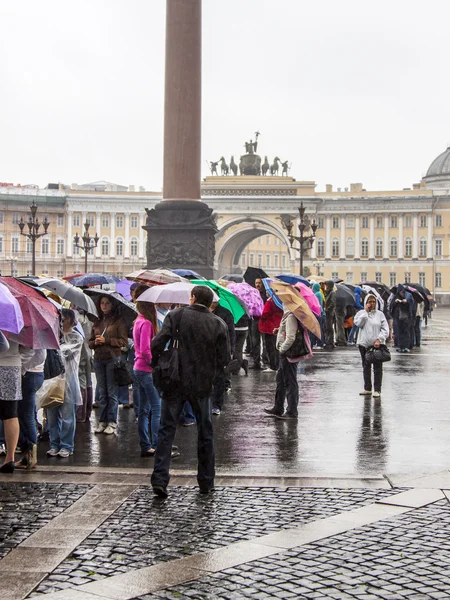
[35,488,447,600]
[0,484,138,600]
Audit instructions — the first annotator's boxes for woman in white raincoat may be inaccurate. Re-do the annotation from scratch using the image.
[46,309,83,458]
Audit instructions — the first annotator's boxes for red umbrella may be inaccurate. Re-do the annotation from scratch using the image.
[0,277,60,349]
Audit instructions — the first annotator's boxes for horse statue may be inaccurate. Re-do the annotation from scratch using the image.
[270,156,281,176]
[261,156,270,176]
[219,157,229,176]
[230,156,238,176]
[281,160,290,176]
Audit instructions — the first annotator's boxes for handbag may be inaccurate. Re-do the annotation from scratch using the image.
[365,344,391,364]
[44,349,65,380]
[37,375,66,409]
[152,310,184,393]
[284,325,309,359]
[108,348,134,386]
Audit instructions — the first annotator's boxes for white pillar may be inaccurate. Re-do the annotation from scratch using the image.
[384,214,389,259]
[369,215,375,259]
[427,213,433,259]
[139,213,145,259]
[110,212,116,259]
[413,214,418,259]
[340,214,346,259]
[81,211,86,227]
[354,214,360,260]
[124,213,130,259]
[398,214,404,259]
[325,215,331,260]
[67,210,73,257]
[311,234,317,260]
[96,212,102,258]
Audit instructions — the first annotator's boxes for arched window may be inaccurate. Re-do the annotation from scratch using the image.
[419,237,427,257]
[317,237,325,256]
[332,237,339,257]
[130,237,138,257]
[346,237,354,256]
[116,237,124,256]
[390,237,397,257]
[101,237,109,256]
[405,237,412,257]
[361,237,369,257]
[375,237,383,258]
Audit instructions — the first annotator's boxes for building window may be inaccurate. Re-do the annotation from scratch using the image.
[56,270,63,278]
[390,215,397,228]
[332,271,339,280]
[420,215,427,228]
[274,237,279,246]
[86,215,95,227]
[404,272,411,283]
[331,238,339,257]
[282,254,287,268]
[56,239,64,255]
[318,216,324,229]
[375,238,383,258]
[435,214,442,227]
[258,236,262,245]
[435,239,442,257]
[101,237,109,256]
[74,244,80,255]
[332,216,339,229]
[266,235,270,245]
[376,216,383,229]
[419,272,426,286]
[375,272,382,283]
[346,216,354,228]
[241,253,246,266]
[12,212,19,224]
[257,254,262,267]
[389,272,396,287]
[360,272,367,283]
[405,215,412,228]
[274,254,279,268]
[131,216,138,228]
[346,237,354,256]
[266,254,271,267]
[390,237,397,257]
[116,237,124,256]
[26,240,32,254]
[130,237,138,257]
[346,272,353,284]
[11,237,19,253]
[419,237,427,257]
[361,216,368,229]
[361,238,369,257]
[317,238,325,256]
[57,214,64,226]
[116,215,123,228]
[42,238,49,255]
[73,214,80,227]
[102,215,109,228]
[26,270,33,276]
[0,212,3,224]
[435,272,442,288]
[405,237,412,257]
[0,237,2,253]
[249,253,254,266]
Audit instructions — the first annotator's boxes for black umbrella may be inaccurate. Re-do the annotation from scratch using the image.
[364,281,391,302]
[243,267,269,287]
[335,284,355,308]
[221,274,244,283]
[332,276,344,283]
[84,288,137,328]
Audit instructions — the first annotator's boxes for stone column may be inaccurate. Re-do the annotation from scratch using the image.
[369,215,375,260]
[354,214,360,260]
[110,212,116,259]
[143,0,216,277]
[67,210,73,257]
[340,214,346,259]
[413,214,418,259]
[384,214,389,259]
[139,213,145,259]
[398,214,404,259]
[96,212,102,258]
[427,213,433,259]
[325,215,331,260]
[124,213,130,259]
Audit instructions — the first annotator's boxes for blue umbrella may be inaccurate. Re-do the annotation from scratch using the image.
[68,273,121,287]
[262,278,283,310]
[275,273,311,287]
[172,269,204,280]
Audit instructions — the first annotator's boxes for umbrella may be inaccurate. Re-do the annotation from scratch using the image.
[363,281,391,302]
[34,277,98,318]
[171,269,204,280]
[225,282,264,317]
[335,284,355,309]
[125,269,186,285]
[269,280,321,338]
[65,273,121,287]
[294,282,322,316]
[0,277,60,349]
[243,267,269,287]
[84,288,137,328]
[332,277,344,283]
[307,275,327,283]
[221,274,244,283]
[361,285,384,310]
[115,279,136,301]
[0,281,24,334]
[408,283,432,309]
[275,273,311,287]
[138,282,218,306]
[190,280,247,323]
[262,278,283,310]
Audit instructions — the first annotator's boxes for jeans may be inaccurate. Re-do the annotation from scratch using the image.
[19,371,44,451]
[181,401,196,425]
[274,356,299,416]
[151,391,214,490]
[133,369,161,451]
[359,345,383,393]
[47,401,77,452]
[348,324,359,344]
[264,333,279,370]
[94,359,119,425]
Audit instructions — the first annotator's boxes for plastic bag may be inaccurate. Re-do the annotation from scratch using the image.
[36,375,66,409]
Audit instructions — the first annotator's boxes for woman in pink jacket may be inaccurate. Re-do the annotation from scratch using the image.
[133,301,161,457]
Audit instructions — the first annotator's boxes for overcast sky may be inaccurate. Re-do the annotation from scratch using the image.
[1,0,449,192]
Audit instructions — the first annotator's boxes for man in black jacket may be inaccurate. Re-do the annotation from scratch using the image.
[150,286,230,497]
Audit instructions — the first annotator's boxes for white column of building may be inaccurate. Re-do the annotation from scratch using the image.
[383,214,389,259]
[139,213,145,259]
[124,212,130,259]
[340,214,346,259]
[325,215,331,260]
[354,214,360,259]
[369,215,375,259]
[96,212,102,258]
[310,229,317,260]
[67,210,73,257]
[110,212,116,259]
[81,211,86,230]
[412,214,418,259]
[398,214,404,259]
[427,213,433,259]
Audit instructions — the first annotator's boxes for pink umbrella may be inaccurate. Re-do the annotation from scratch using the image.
[294,282,321,316]
[226,282,264,318]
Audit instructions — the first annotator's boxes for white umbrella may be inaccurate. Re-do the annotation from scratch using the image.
[138,282,218,305]
[361,284,384,311]
[36,277,98,318]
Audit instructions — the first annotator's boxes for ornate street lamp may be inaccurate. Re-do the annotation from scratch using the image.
[18,200,50,276]
[74,221,99,273]
[281,202,318,276]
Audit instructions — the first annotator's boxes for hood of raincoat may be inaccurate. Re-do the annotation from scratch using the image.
[397,283,406,296]
[325,280,334,293]
[312,283,321,293]
[364,293,378,313]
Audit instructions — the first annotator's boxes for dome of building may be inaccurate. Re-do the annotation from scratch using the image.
[424,146,450,188]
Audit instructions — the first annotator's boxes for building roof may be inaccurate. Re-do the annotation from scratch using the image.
[426,147,450,177]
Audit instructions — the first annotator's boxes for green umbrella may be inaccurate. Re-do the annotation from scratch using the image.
[190,280,248,323]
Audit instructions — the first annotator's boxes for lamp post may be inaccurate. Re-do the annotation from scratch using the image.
[18,200,50,276]
[73,221,99,273]
[5,255,18,276]
[281,202,318,276]
[313,260,324,276]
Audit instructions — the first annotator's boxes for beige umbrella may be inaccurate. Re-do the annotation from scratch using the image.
[269,280,321,338]
[307,275,327,283]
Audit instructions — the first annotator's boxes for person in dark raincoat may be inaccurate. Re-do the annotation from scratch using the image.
[323,280,336,350]
[391,284,414,353]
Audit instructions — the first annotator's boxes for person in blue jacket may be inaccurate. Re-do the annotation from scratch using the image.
[348,286,364,344]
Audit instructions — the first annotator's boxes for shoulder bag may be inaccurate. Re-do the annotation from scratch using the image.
[108,348,134,386]
[152,309,184,393]
[284,323,309,359]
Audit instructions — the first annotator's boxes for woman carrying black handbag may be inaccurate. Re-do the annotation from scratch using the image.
[354,294,390,398]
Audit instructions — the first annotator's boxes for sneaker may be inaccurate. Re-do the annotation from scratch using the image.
[153,485,168,498]
[372,391,381,398]
[94,423,106,434]
[171,449,181,459]
[263,368,276,373]
[359,390,372,395]
[183,421,196,427]
[46,448,59,457]
[103,425,116,435]
[264,407,282,416]
[212,408,221,416]
[404,348,410,353]
[57,448,72,458]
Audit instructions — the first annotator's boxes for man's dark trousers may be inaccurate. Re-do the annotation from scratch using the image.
[151,391,215,490]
